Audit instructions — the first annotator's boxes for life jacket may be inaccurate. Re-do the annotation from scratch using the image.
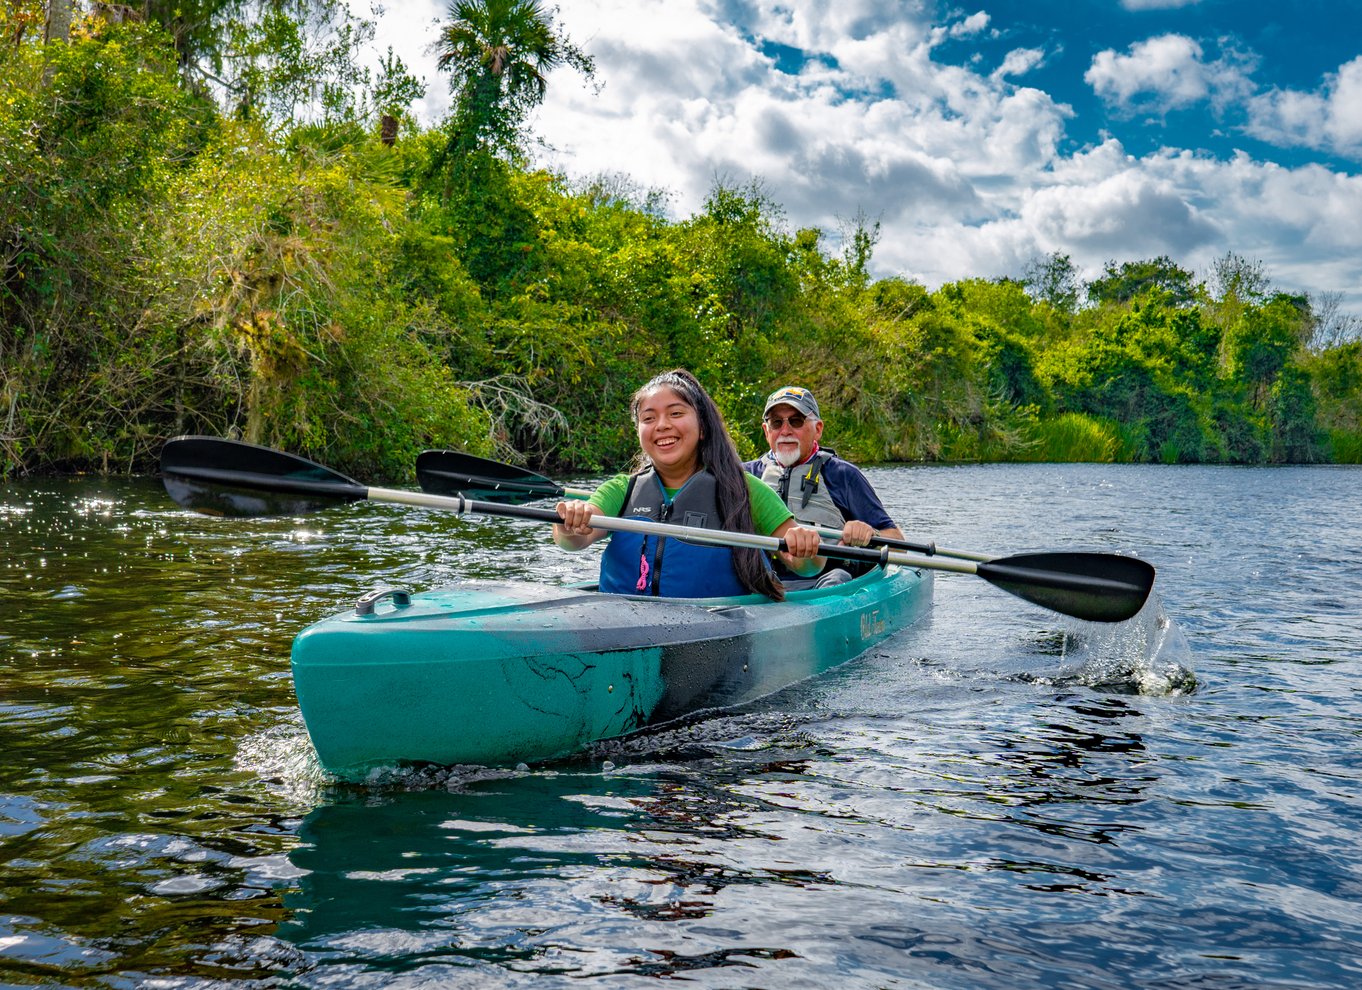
[597,468,748,598]
[758,449,845,530]
[759,449,874,579]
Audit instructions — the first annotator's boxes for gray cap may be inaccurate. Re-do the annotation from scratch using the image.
[762,386,820,420]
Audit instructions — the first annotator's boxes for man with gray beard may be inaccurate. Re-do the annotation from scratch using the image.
[743,386,905,589]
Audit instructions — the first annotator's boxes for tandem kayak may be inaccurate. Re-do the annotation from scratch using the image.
[291,564,932,775]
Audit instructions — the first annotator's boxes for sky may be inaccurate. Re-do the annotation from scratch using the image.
[357,0,1362,308]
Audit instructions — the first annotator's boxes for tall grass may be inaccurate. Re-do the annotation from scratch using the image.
[1018,413,1133,463]
[1326,429,1362,464]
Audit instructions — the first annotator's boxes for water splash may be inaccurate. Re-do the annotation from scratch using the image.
[234,720,332,808]
[1031,593,1197,696]
[235,719,533,796]
[587,710,819,764]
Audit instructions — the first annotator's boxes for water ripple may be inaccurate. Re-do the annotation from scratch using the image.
[2,467,1361,987]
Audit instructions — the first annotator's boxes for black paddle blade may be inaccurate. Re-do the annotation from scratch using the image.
[160,436,368,517]
[976,552,1156,623]
[416,450,563,504]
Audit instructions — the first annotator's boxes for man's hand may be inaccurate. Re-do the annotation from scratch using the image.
[840,520,875,547]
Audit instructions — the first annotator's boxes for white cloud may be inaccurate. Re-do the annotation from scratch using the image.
[912,143,1362,303]
[1024,168,1219,256]
[359,1,1362,309]
[992,48,1046,82]
[532,1,1071,215]
[1087,34,1208,109]
[949,12,991,39]
[1120,0,1202,10]
[1086,34,1256,116]
[1246,56,1362,158]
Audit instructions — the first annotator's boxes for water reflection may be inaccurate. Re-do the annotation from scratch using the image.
[4,466,1361,988]
[281,763,798,927]
[278,690,1172,980]
[282,776,642,948]
[279,747,899,982]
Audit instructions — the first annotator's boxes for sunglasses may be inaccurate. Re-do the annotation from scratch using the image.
[764,413,807,430]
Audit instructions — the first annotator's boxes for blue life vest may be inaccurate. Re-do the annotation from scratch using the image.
[598,469,748,598]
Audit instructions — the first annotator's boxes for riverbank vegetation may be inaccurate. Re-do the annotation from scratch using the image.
[4,2,1360,480]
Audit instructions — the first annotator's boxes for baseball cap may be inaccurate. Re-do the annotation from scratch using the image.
[762,386,820,420]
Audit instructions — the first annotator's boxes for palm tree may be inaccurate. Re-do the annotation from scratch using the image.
[434,0,592,154]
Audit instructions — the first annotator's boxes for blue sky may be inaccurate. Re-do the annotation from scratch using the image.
[952,0,1361,168]
[364,0,1362,309]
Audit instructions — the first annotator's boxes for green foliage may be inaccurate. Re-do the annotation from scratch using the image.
[1,25,490,479]
[222,1,374,124]
[143,0,251,67]
[1325,429,1362,464]
[159,121,495,476]
[1208,400,1268,464]
[1021,413,1132,463]
[435,0,592,160]
[4,3,1359,479]
[126,0,381,128]
[1,22,216,472]
[372,47,426,128]
[1037,303,1216,462]
[946,280,1049,411]
[1088,255,1199,308]
[1266,364,1323,463]
[1023,251,1081,313]
[1304,340,1362,443]
[1224,294,1309,406]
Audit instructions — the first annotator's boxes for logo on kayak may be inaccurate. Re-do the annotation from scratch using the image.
[860,609,885,639]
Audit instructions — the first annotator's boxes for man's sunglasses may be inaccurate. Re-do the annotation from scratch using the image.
[764,413,807,429]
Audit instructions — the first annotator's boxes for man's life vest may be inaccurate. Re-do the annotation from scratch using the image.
[758,450,845,529]
[759,449,878,579]
[598,468,749,598]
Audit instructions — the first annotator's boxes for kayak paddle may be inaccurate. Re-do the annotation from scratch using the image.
[415,448,992,562]
[415,449,594,504]
[161,436,1156,623]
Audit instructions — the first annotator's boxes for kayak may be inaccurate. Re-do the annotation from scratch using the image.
[290,564,932,775]
[157,437,1154,778]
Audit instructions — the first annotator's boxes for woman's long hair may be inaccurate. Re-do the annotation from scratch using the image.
[630,369,785,600]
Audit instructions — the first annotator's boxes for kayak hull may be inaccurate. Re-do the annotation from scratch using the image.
[290,565,932,775]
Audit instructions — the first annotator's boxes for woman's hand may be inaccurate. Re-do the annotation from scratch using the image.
[552,501,606,549]
[774,520,825,576]
[783,523,822,558]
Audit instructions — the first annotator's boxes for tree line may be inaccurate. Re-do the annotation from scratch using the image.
[3,1,1359,481]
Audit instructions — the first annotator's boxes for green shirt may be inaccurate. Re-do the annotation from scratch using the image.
[588,471,793,536]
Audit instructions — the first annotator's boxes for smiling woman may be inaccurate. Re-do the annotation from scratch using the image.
[551,369,824,599]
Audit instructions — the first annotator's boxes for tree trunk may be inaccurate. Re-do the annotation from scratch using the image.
[44,0,73,43]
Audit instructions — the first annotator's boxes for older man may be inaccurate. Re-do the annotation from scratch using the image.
[744,385,905,587]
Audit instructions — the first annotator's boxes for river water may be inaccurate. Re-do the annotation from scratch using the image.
[2,463,1359,988]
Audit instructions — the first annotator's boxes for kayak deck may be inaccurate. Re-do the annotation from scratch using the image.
[291,565,932,775]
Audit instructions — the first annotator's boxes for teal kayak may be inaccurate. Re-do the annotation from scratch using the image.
[291,564,932,775]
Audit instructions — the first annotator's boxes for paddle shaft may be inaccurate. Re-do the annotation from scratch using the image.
[416,456,991,562]
[163,440,1156,621]
[368,485,983,575]
[379,487,1147,599]
[558,482,987,562]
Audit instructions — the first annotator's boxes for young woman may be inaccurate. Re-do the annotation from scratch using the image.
[553,369,823,600]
